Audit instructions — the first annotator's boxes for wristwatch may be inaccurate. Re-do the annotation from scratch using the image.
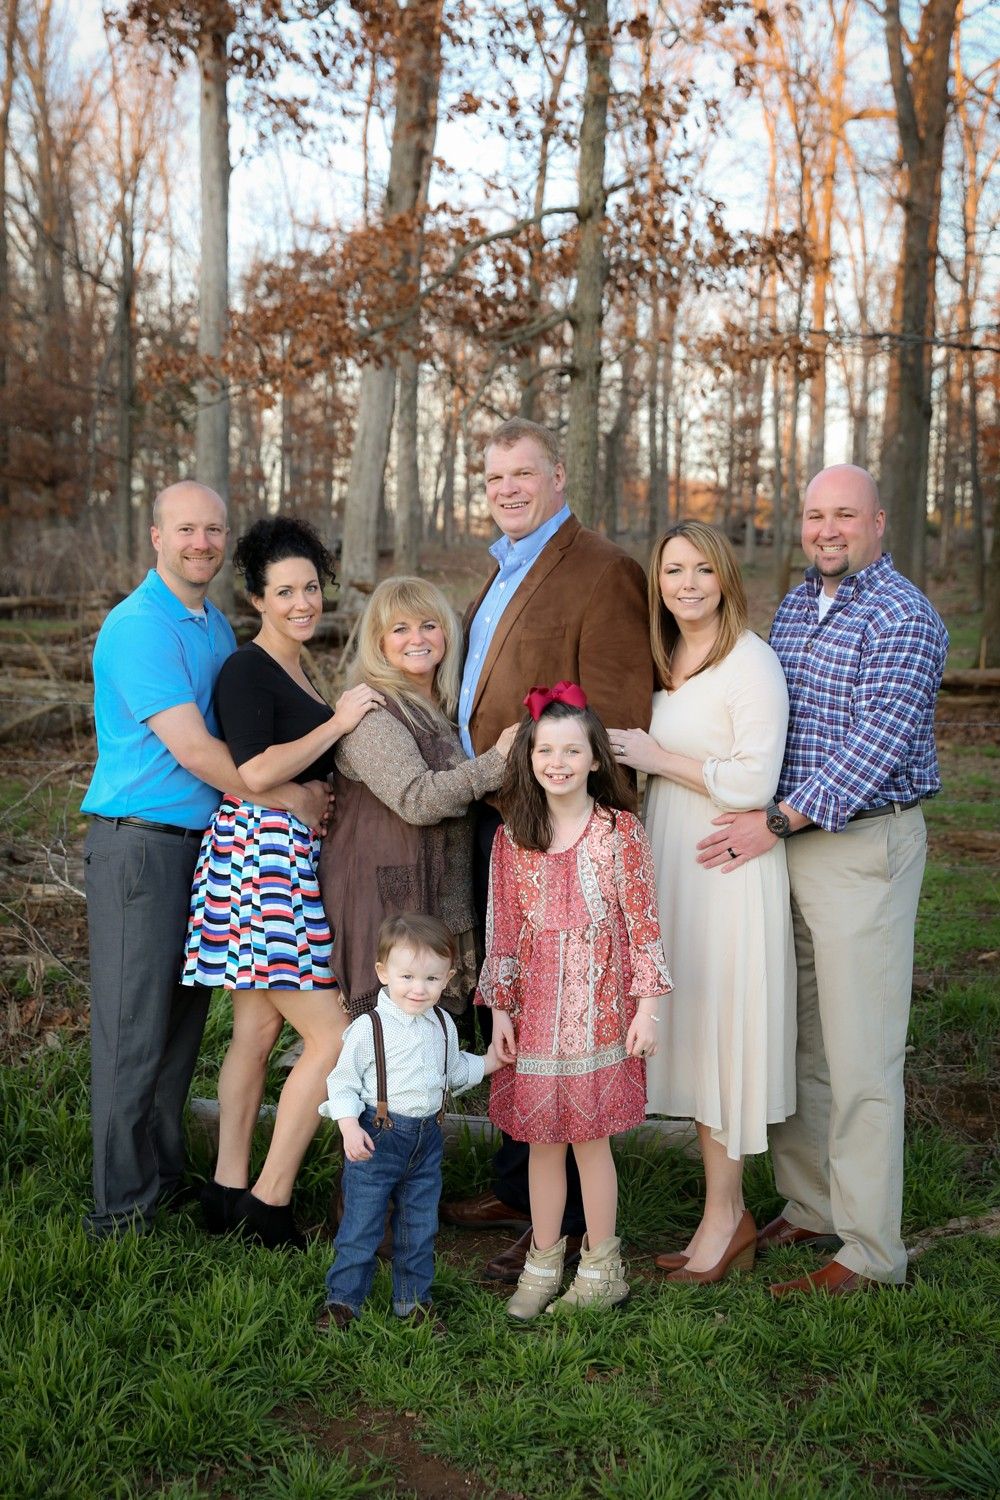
[765,801,792,839]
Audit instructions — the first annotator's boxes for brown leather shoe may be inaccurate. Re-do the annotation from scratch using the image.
[482,1228,583,1283]
[439,1190,531,1231]
[768,1260,881,1298]
[757,1215,841,1252]
[663,1210,757,1285]
[653,1249,689,1272]
[315,1301,356,1331]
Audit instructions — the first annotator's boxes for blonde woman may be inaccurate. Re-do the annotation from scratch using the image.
[610,521,796,1284]
[319,577,517,1019]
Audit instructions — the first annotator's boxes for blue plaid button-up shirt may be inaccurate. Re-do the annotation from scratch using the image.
[770,552,948,833]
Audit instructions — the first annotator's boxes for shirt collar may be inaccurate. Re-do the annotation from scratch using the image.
[488,503,571,569]
[376,988,435,1028]
[802,550,893,606]
[143,568,216,624]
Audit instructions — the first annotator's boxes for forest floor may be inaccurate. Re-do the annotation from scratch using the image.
[0,552,997,1497]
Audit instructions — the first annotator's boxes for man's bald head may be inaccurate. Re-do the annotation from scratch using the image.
[150,481,229,606]
[152,480,227,530]
[804,464,881,516]
[801,464,885,595]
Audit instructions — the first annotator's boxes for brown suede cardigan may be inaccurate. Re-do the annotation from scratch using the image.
[318,699,505,1018]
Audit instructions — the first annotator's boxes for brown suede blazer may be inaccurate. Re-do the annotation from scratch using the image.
[463,514,654,753]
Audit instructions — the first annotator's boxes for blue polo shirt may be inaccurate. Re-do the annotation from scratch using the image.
[82,570,237,829]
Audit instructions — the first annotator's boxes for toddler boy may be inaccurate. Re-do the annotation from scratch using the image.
[317,912,505,1332]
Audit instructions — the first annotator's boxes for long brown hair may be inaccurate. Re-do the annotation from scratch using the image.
[500,701,636,853]
[648,520,748,690]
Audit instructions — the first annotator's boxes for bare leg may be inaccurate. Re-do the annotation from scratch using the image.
[572,1137,618,1245]
[252,989,349,1207]
[214,991,285,1189]
[528,1142,568,1250]
[682,1123,746,1272]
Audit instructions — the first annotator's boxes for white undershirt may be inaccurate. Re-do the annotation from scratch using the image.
[817,591,835,622]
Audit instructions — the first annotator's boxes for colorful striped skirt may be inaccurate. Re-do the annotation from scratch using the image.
[181,797,336,991]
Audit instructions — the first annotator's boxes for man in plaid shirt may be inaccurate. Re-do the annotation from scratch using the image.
[698,465,947,1295]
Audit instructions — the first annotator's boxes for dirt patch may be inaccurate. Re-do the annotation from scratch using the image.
[929,827,1000,864]
[934,689,1000,747]
[907,1072,1000,1145]
[290,1402,525,1500]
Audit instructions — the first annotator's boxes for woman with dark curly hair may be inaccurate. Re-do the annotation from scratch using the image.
[181,516,382,1249]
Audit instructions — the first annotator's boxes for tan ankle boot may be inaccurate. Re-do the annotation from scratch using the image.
[505,1237,567,1321]
[551,1235,629,1310]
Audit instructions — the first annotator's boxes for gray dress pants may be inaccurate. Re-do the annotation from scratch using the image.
[83,818,211,1235]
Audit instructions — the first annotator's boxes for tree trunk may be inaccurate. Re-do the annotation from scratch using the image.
[196,23,230,502]
[979,483,1000,667]
[196,22,231,607]
[340,0,443,609]
[518,17,575,418]
[394,347,421,571]
[601,330,636,535]
[564,0,610,526]
[0,0,17,526]
[879,0,959,585]
[115,212,134,578]
[937,349,960,575]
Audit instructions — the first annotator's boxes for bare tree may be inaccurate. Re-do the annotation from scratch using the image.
[880,0,959,586]
[340,0,443,606]
[564,0,611,526]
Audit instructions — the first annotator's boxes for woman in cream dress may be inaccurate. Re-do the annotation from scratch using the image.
[610,520,795,1284]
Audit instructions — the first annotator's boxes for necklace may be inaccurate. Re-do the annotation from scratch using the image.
[548,801,593,853]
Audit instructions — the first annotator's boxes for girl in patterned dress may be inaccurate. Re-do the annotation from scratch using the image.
[477,684,672,1319]
[181,517,381,1249]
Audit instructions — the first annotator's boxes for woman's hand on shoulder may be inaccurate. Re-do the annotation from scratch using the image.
[332,683,385,737]
[494,723,519,758]
[608,727,662,776]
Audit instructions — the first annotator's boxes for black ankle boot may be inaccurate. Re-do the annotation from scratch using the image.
[199,1180,246,1235]
[235,1191,306,1251]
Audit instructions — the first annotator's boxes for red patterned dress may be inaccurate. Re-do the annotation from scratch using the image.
[477,805,672,1144]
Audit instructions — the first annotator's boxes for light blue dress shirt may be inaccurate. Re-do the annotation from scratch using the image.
[458,504,572,755]
[319,991,486,1121]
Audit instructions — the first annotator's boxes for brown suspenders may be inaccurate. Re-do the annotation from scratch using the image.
[370,1005,449,1130]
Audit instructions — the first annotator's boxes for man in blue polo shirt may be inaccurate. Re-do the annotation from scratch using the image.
[82,481,326,1237]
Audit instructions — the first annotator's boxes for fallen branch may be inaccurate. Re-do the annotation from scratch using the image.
[906,1209,1000,1260]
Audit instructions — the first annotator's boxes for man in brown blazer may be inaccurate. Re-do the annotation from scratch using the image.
[440,417,654,1279]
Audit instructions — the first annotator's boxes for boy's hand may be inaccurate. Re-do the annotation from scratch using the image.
[339,1118,375,1161]
[489,1010,517,1066]
[482,1039,508,1075]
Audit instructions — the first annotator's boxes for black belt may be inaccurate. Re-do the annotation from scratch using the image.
[94,814,202,839]
[849,799,921,823]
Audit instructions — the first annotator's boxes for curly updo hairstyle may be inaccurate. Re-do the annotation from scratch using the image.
[233,516,336,600]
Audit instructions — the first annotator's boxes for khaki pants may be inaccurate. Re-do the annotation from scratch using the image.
[771,806,927,1283]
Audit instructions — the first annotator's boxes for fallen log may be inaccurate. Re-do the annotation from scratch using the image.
[940,669,1000,691]
[0,592,117,616]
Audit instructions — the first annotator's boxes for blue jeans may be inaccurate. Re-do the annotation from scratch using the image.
[325,1107,443,1317]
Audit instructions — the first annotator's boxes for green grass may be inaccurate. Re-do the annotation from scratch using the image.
[2,1013,998,1498]
[2,590,998,1496]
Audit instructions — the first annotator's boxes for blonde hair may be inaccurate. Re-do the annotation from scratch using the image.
[348,576,461,731]
[648,521,748,690]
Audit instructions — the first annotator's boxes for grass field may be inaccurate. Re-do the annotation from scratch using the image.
[0,565,998,1498]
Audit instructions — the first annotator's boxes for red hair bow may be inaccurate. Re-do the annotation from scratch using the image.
[523,681,589,721]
